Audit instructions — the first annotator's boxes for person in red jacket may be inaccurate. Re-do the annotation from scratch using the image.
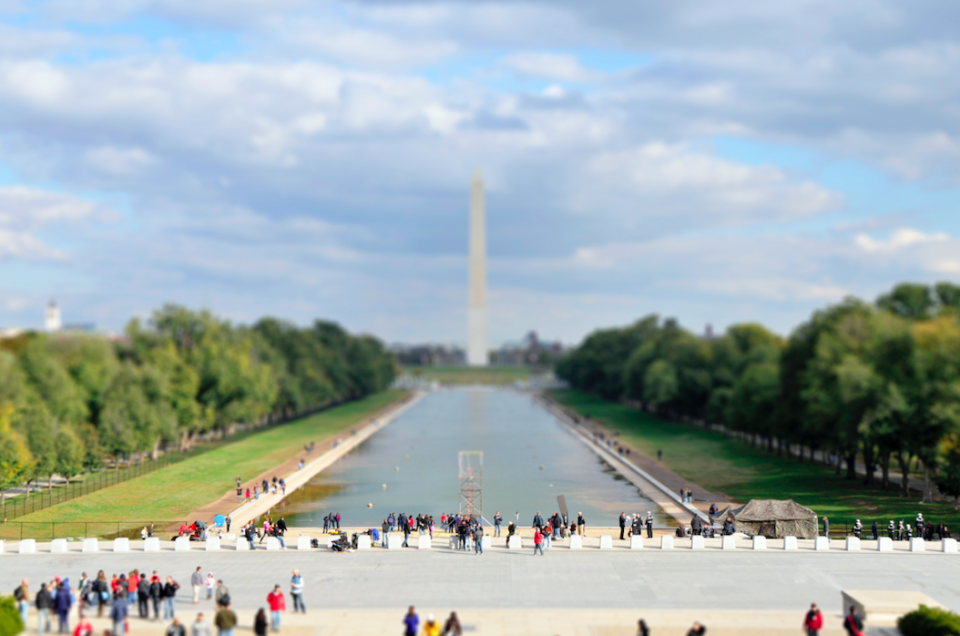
[803,602,823,635]
[533,529,544,555]
[266,585,286,632]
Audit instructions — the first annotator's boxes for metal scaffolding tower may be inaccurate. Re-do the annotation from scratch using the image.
[458,451,483,519]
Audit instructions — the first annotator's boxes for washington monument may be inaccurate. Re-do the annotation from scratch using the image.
[468,170,488,366]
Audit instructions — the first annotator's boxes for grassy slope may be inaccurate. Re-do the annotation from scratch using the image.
[550,389,959,528]
[13,391,406,525]
[402,365,534,385]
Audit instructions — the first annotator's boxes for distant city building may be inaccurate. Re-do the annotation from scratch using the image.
[391,343,466,366]
[45,300,62,332]
[491,330,564,366]
[704,323,715,340]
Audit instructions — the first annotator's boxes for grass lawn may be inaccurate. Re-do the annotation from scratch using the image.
[4,391,406,537]
[550,389,960,532]
[402,365,536,385]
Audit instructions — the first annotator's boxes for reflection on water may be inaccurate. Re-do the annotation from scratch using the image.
[282,388,668,527]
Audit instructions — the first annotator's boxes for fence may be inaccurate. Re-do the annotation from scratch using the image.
[0,457,176,522]
[0,520,183,542]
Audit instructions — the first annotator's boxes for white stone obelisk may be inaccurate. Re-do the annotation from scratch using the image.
[467,170,488,366]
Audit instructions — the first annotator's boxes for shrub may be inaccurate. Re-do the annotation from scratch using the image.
[898,605,960,636]
[0,596,24,636]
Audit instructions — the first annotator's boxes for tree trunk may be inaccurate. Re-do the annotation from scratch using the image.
[835,452,843,476]
[845,453,857,480]
[881,453,890,490]
[898,452,912,496]
[863,445,875,486]
[922,462,934,504]
[49,474,54,493]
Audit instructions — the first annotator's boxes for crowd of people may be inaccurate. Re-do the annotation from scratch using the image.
[240,516,289,549]
[11,566,313,636]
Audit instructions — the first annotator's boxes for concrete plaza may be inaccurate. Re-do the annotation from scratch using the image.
[2,539,954,635]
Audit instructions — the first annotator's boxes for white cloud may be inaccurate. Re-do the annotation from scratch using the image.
[502,52,598,82]
[854,227,949,253]
[0,186,109,259]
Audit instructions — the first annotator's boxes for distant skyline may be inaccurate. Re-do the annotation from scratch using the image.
[0,1,959,346]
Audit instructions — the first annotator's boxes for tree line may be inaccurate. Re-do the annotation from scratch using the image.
[556,282,960,503]
[0,304,396,498]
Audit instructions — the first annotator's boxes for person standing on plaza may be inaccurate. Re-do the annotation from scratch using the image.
[473,523,484,555]
[403,515,412,548]
[803,602,823,635]
[422,613,440,636]
[55,580,73,634]
[214,604,237,636]
[214,581,229,608]
[577,512,586,537]
[646,512,653,538]
[254,609,268,636]
[192,613,211,636]
[36,582,54,634]
[150,576,163,620]
[494,512,502,537]
[686,621,706,636]
[335,512,341,530]
[165,617,186,636]
[191,567,204,604]
[110,592,127,636]
[843,606,863,636]
[533,528,544,555]
[822,516,829,538]
[163,576,180,621]
[619,513,627,540]
[137,575,151,618]
[205,574,215,601]
[290,570,305,614]
[532,511,544,530]
[15,579,29,626]
[266,585,286,632]
[72,613,93,636]
[403,606,419,636]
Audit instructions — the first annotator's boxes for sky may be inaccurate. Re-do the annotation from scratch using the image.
[0,0,959,347]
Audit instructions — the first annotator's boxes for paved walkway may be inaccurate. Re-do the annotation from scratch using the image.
[1,546,939,634]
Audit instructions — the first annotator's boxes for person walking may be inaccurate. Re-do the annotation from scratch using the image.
[214,604,237,636]
[619,513,627,540]
[192,613,211,636]
[533,529,544,555]
[403,606,419,636]
[150,576,163,620]
[55,580,73,634]
[473,524,484,555]
[822,516,830,538]
[266,585,286,632]
[494,512,502,537]
[843,606,863,636]
[110,592,127,636]
[165,617,186,636]
[36,582,54,634]
[163,577,180,621]
[191,568,203,605]
[14,579,29,627]
[442,612,462,636]
[254,610,268,636]
[137,575,151,618]
[803,602,823,635]
[290,571,305,614]
[205,574,215,601]
[422,613,440,636]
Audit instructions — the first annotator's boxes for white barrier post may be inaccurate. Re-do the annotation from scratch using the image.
[387,534,404,550]
[356,535,371,550]
[721,535,736,550]
[205,538,220,552]
[297,536,312,550]
[845,537,860,552]
[630,535,644,550]
[568,535,582,550]
[909,538,925,553]
[481,536,491,551]
[942,538,958,553]
[19,539,36,554]
[0,540,4,554]
[418,535,431,550]
[877,537,893,552]
[236,538,250,551]
[691,536,705,550]
[752,536,766,551]
[598,535,613,550]
[508,535,522,550]
[82,538,98,553]
[660,535,674,550]
[265,537,281,551]
[815,537,831,551]
[174,537,191,552]
[51,539,68,553]
[783,536,798,551]
[113,538,129,552]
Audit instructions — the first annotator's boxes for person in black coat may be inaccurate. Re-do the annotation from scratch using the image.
[843,607,863,636]
[532,512,544,530]
[619,513,627,540]
[822,516,829,538]
[645,513,653,539]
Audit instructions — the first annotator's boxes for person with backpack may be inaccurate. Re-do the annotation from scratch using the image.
[843,606,863,636]
[110,592,127,636]
[214,581,230,608]
[14,579,30,626]
[803,602,823,635]
[266,585,286,631]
